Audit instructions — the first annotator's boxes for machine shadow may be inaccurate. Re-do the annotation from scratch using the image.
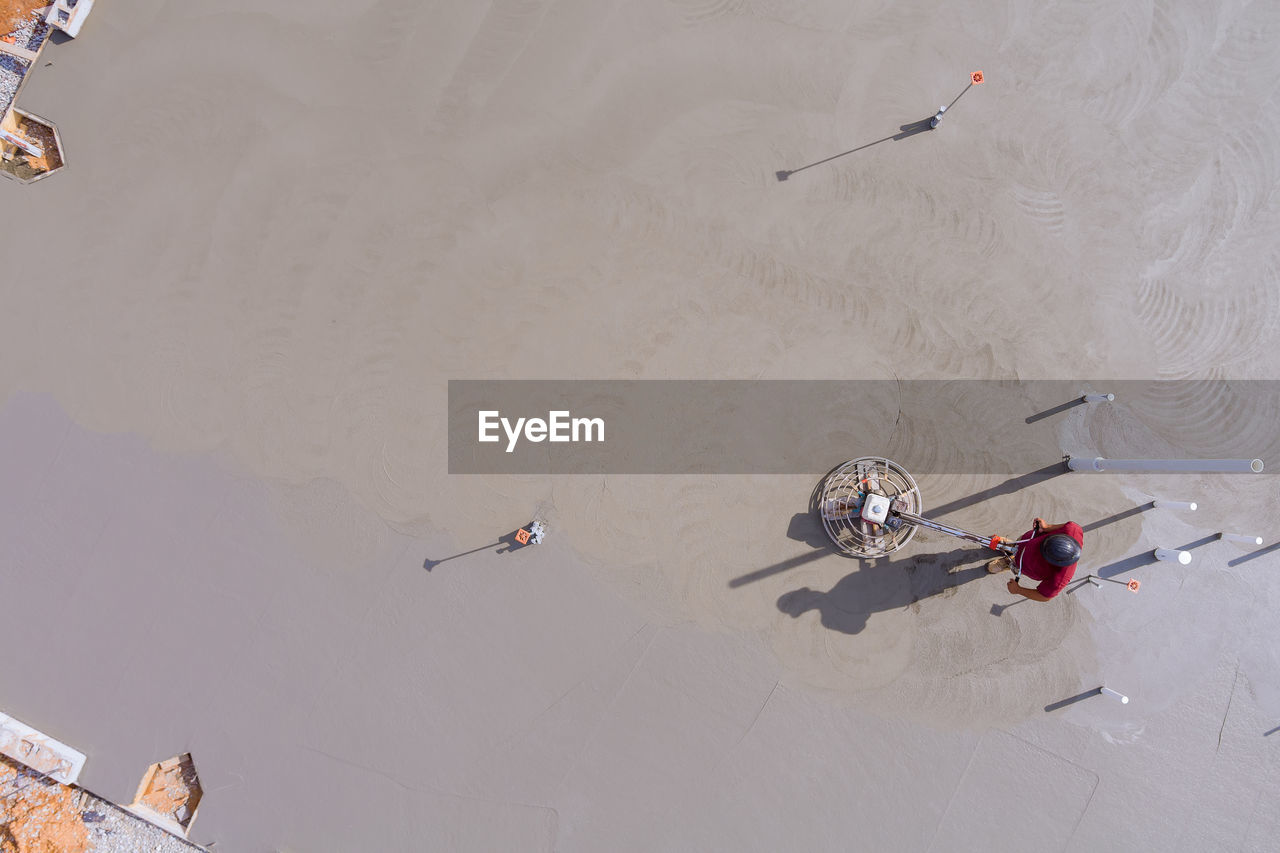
[776,546,989,635]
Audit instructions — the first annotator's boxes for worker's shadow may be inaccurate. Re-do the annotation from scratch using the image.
[777,546,988,635]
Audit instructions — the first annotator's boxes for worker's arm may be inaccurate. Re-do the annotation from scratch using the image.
[1007,579,1053,602]
[1032,518,1069,536]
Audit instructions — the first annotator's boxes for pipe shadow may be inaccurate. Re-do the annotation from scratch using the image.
[926,462,1069,519]
[1264,725,1280,737]
[1095,535,1219,579]
[1178,534,1222,552]
[1044,688,1100,713]
[1025,398,1086,424]
[776,546,988,635]
[1228,541,1280,567]
[1095,552,1157,579]
[1082,502,1155,533]
[776,117,935,181]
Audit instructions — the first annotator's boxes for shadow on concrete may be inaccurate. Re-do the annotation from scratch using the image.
[1264,725,1280,737]
[728,465,857,588]
[1228,541,1280,567]
[990,595,1031,616]
[776,117,935,181]
[927,462,1069,519]
[731,461,1063,589]
[1025,398,1086,424]
[1178,534,1222,552]
[786,510,833,549]
[894,117,935,139]
[776,546,988,635]
[1082,502,1155,533]
[423,530,528,570]
[1095,552,1157,579]
[1044,688,1101,713]
[730,548,830,588]
[1094,535,1219,578]
[1064,575,1105,595]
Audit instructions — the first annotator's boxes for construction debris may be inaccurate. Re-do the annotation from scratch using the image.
[126,753,203,837]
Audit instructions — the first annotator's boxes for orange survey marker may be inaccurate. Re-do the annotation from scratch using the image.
[971,71,984,85]
[515,528,532,545]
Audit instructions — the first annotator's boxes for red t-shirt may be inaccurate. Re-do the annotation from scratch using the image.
[1014,522,1083,598]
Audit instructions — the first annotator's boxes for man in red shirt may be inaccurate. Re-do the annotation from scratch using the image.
[987,517,1084,601]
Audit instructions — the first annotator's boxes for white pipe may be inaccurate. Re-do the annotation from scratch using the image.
[1099,687,1129,704]
[1220,533,1264,546]
[1154,548,1192,565]
[1068,457,1264,473]
[1153,499,1197,511]
[1081,393,1115,402]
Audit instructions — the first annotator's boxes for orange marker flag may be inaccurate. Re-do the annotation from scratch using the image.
[971,70,984,85]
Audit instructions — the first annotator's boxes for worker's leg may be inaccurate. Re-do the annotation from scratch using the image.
[986,555,1012,574]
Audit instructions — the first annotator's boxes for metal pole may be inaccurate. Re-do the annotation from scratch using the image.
[945,82,973,112]
[1081,393,1115,402]
[1067,457,1264,473]
[1153,499,1197,511]
[893,510,1015,553]
[1154,548,1192,564]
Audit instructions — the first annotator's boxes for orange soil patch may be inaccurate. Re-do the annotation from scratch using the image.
[0,761,89,853]
[140,768,195,817]
[0,0,44,36]
[135,756,201,828]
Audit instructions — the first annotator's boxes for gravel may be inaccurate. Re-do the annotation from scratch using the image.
[0,52,28,117]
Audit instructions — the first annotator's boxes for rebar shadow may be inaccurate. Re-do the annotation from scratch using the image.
[776,118,934,181]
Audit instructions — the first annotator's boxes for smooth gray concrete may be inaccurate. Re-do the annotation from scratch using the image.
[2,0,1280,849]
[2,394,1278,851]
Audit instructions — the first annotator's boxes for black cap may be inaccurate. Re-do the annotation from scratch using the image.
[1041,534,1082,567]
